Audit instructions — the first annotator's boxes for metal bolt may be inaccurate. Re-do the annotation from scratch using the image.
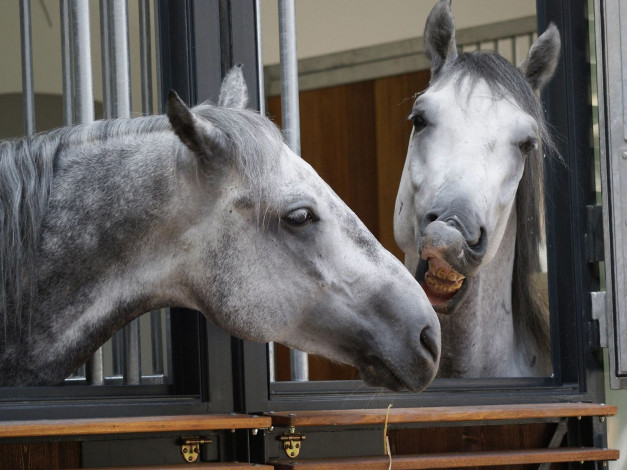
[622,151,627,160]
[289,426,296,434]
[252,428,258,436]
[268,426,274,432]
[600,416,606,423]
[188,456,193,462]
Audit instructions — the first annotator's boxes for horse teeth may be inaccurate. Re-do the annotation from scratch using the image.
[437,268,447,279]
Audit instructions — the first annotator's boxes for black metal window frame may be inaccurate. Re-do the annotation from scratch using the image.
[236,0,608,413]
[0,0,259,421]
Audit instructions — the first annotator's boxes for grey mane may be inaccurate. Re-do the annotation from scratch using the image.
[0,103,283,348]
[433,50,554,368]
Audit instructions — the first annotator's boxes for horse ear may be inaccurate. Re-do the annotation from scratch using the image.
[518,23,561,92]
[218,64,249,109]
[423,0,458,79]
[167,90,225,156]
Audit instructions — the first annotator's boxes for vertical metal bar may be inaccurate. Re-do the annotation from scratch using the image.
[150,310,164,374]
[511,36,517,65]
[255,0,265,115]
[111,330,124,376]
[106,0,132,118]
[71,0,95,125]
[69,0,100,384]
[124,321,142,385]
[278,0,308,381]
[255,0,274,382]
[19,0,35,136]
[139,0,153,115]
[103,0,139,383]
[278,0,301,155]
[100,0,112,118]
[153,0,163,114]
[60,0,73,126]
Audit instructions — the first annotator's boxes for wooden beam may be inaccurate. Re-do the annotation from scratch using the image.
[272,447,620,469]
[0,414,271,439]
[267,403,617,427]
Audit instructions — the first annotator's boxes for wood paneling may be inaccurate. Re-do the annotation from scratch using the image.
[0,442,80,470]
[373,70,430,259]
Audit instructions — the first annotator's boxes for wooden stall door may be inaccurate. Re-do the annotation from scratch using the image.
[267,70,430,381]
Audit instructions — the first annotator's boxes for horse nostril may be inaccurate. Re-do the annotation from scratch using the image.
[421,211,439,231]
[469,227,488,251]
[419,326,439,363]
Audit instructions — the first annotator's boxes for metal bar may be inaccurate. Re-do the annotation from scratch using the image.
[123,319,142,385]
[150,310,164,374]
[71,0,95,124]
[278,0,307,381]
[153,0,163,114]
[278,0,301,155]
[86,349,104,385]
[19,0,35,136]
[70,0,100,384]
[111,330,124,376]
[100,0,112,118]
[139,0,153,115]
[106,0,132,118]
[255,0,265,115]
[60,0,73,126]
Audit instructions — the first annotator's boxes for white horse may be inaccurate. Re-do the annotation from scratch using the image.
[0,66,440,388]
[394,0,560,377]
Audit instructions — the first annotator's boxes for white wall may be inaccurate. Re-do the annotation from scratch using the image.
[261,0,536,64]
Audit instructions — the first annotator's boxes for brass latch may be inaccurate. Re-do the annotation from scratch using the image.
[179,437,212,463]
[278,427,306,458]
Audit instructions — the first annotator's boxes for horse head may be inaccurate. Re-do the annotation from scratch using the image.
[166,66,440,391]
[395,0,560,319]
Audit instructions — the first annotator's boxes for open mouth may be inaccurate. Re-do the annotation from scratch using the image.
[419,256,466,311]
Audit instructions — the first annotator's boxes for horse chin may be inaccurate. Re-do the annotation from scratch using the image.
[358,356,423,392]
[416,258,469,315]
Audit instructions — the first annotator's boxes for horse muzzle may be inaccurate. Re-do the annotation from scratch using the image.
[417,219,487,313]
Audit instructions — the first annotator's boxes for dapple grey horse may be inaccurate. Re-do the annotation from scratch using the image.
[394,0,560,377]
[0,66,440,388]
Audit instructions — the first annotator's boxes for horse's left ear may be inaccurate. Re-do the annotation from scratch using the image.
[424,0,458,80]
[218,64,249,109]
[518,23,561,92]
[167,90,226,157]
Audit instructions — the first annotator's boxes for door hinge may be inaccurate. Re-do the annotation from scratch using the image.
[179,437,212,463]
[590,291,608,349]
[278,427,306,458]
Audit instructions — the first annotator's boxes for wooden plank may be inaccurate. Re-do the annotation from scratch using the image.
[267,403,618,427]
[0,414,271,439]
[0,442,81,470]
[271,447,620,469]
[373,69,430,259]
[89,464,273,470]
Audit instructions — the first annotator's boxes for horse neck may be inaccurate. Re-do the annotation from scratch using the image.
[438,206,532,377]
[1,134,193,385]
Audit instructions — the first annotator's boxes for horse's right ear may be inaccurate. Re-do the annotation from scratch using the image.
[167,90,225,157]
[218,64,249,109]
[424,0,458,80]
[518,23,561,92]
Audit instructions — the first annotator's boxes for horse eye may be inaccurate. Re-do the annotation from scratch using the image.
[283,208,315,227]
[518,138,537,155]
[410,113,428,132]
